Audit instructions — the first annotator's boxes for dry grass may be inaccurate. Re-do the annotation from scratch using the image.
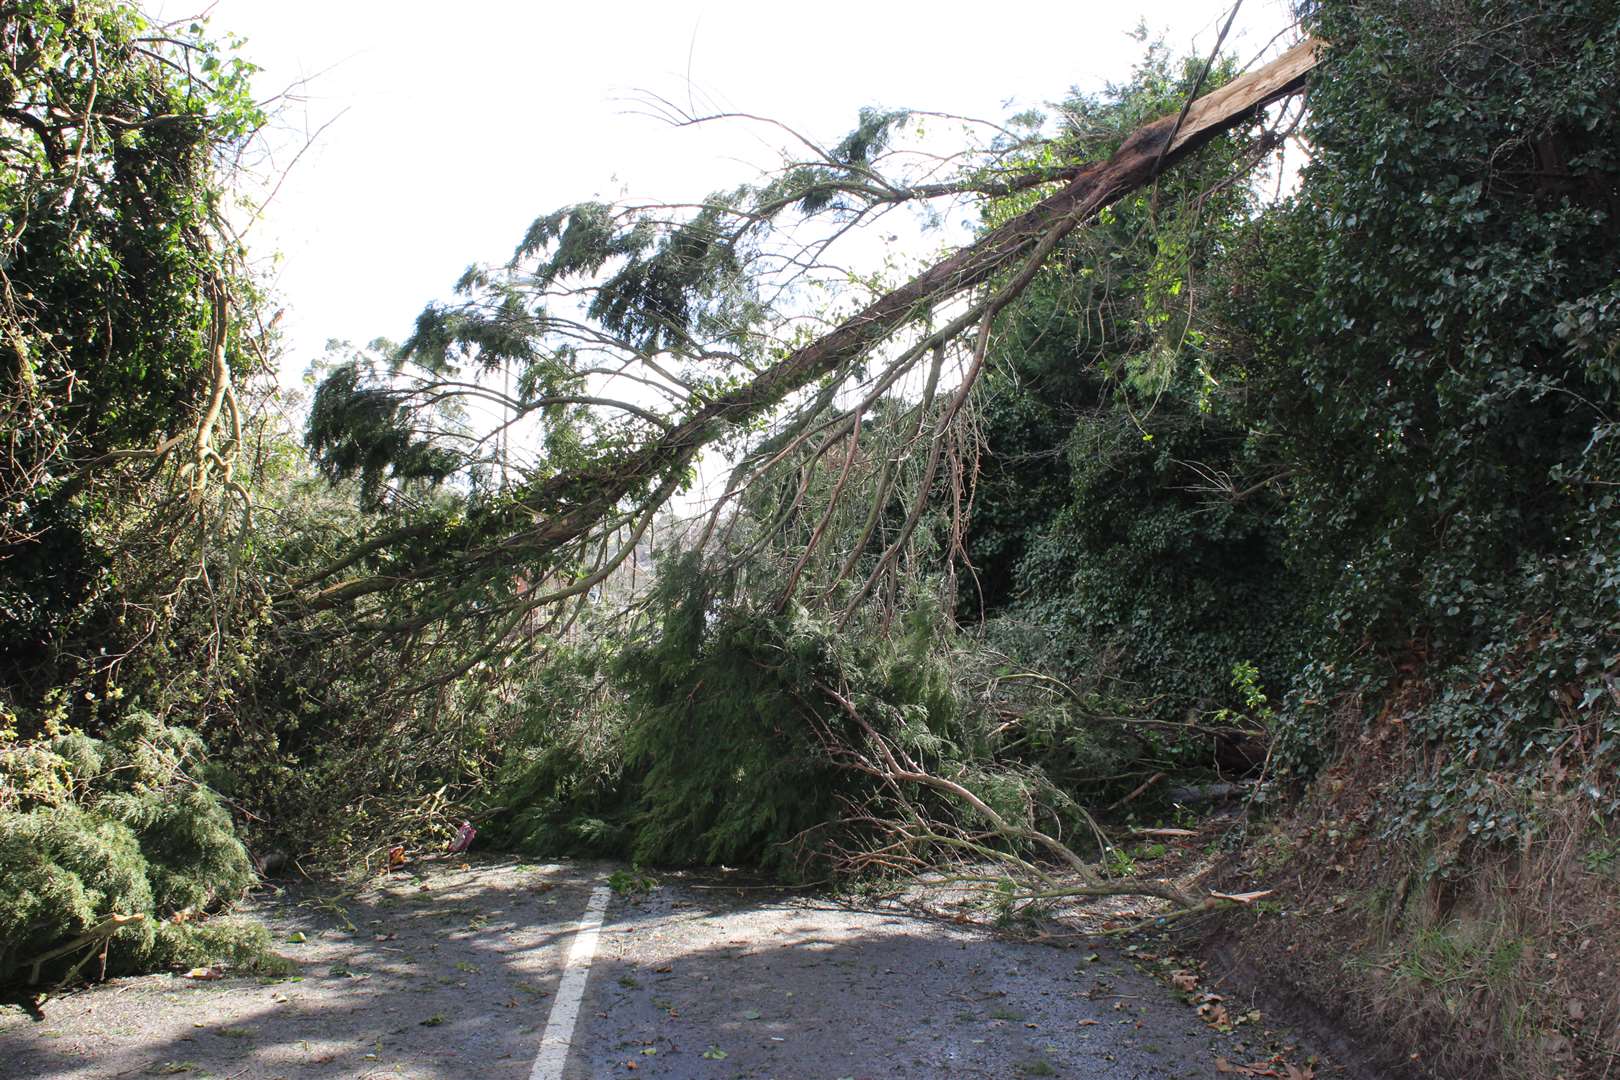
[1198,706,1620,1080]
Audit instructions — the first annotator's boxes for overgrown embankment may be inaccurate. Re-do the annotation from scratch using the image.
[1195,671,1619,1078]
[959,0,1620,1074]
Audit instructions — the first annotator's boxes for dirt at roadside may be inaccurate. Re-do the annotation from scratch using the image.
[1179,755,1620,1080]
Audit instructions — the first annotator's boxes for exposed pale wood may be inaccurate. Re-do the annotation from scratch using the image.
[1170,38,1323,154]
[25,912,145,985]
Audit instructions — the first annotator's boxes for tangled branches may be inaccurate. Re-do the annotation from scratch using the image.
[289,40,1321,692]
[803,673,1199,910]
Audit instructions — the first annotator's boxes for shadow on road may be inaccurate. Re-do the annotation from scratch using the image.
[3,859,1273,1079]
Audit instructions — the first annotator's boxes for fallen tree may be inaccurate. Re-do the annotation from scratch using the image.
[290,38,1322,682]
[275,35,1324,906]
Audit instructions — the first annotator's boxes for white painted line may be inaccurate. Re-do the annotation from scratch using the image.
[528,884,612,1080]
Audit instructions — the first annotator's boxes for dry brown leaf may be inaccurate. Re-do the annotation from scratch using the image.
[1170,971,1200,991]
[182,966,223,980]
[1211,889,1275,904]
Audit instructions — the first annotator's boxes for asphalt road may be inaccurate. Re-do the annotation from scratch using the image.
[0,858,1319,1079]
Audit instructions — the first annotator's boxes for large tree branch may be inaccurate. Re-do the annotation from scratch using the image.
[297,39,1321,618]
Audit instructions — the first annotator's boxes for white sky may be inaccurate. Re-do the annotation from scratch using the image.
[171,0,1298,386]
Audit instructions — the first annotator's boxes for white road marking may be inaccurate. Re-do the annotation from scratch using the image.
[528,884,612,1080]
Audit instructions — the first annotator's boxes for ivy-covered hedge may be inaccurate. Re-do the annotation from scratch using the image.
[964,43,1303,743]
[1211,0,1620,798]
[960,0,1619,837]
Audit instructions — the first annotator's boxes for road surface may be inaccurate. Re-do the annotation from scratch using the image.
[1,858,1327,1079]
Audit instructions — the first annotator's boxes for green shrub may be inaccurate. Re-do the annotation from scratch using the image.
[0,806,159,975]
[149,917,289,976]
[613,574,880,873]
[491,558,897,875]
[483,641,635,856]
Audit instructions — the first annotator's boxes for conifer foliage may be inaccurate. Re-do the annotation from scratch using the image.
[0,714,268,987]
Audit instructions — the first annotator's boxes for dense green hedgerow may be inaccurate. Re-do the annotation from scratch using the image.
[1208,0,1620,801]
[961,40,1304,746]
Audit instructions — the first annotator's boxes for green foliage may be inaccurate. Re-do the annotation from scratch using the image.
[304,344,466,508]
[611,557,890,872]
[0,0,268,713]
[965,43,1301,738]
[964,0,1620,843]
[489,560,884,873]
[956,0,1620,857]
[10,0,1614,976]
[0,4,291,991]
[486,550,1132,874]
[0,713,260,987]
[1223,0,1619,648]
[1209,0,1620,805]
[606,866,658,896]
[1213,661,1275,733]
[0,0,261,452]
[148,916,287,976]
[483,641,634,856]
[1011,402,1300,725]
[792,107,912,215]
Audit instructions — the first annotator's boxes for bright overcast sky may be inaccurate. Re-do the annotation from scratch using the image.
[170,0,1298,385]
